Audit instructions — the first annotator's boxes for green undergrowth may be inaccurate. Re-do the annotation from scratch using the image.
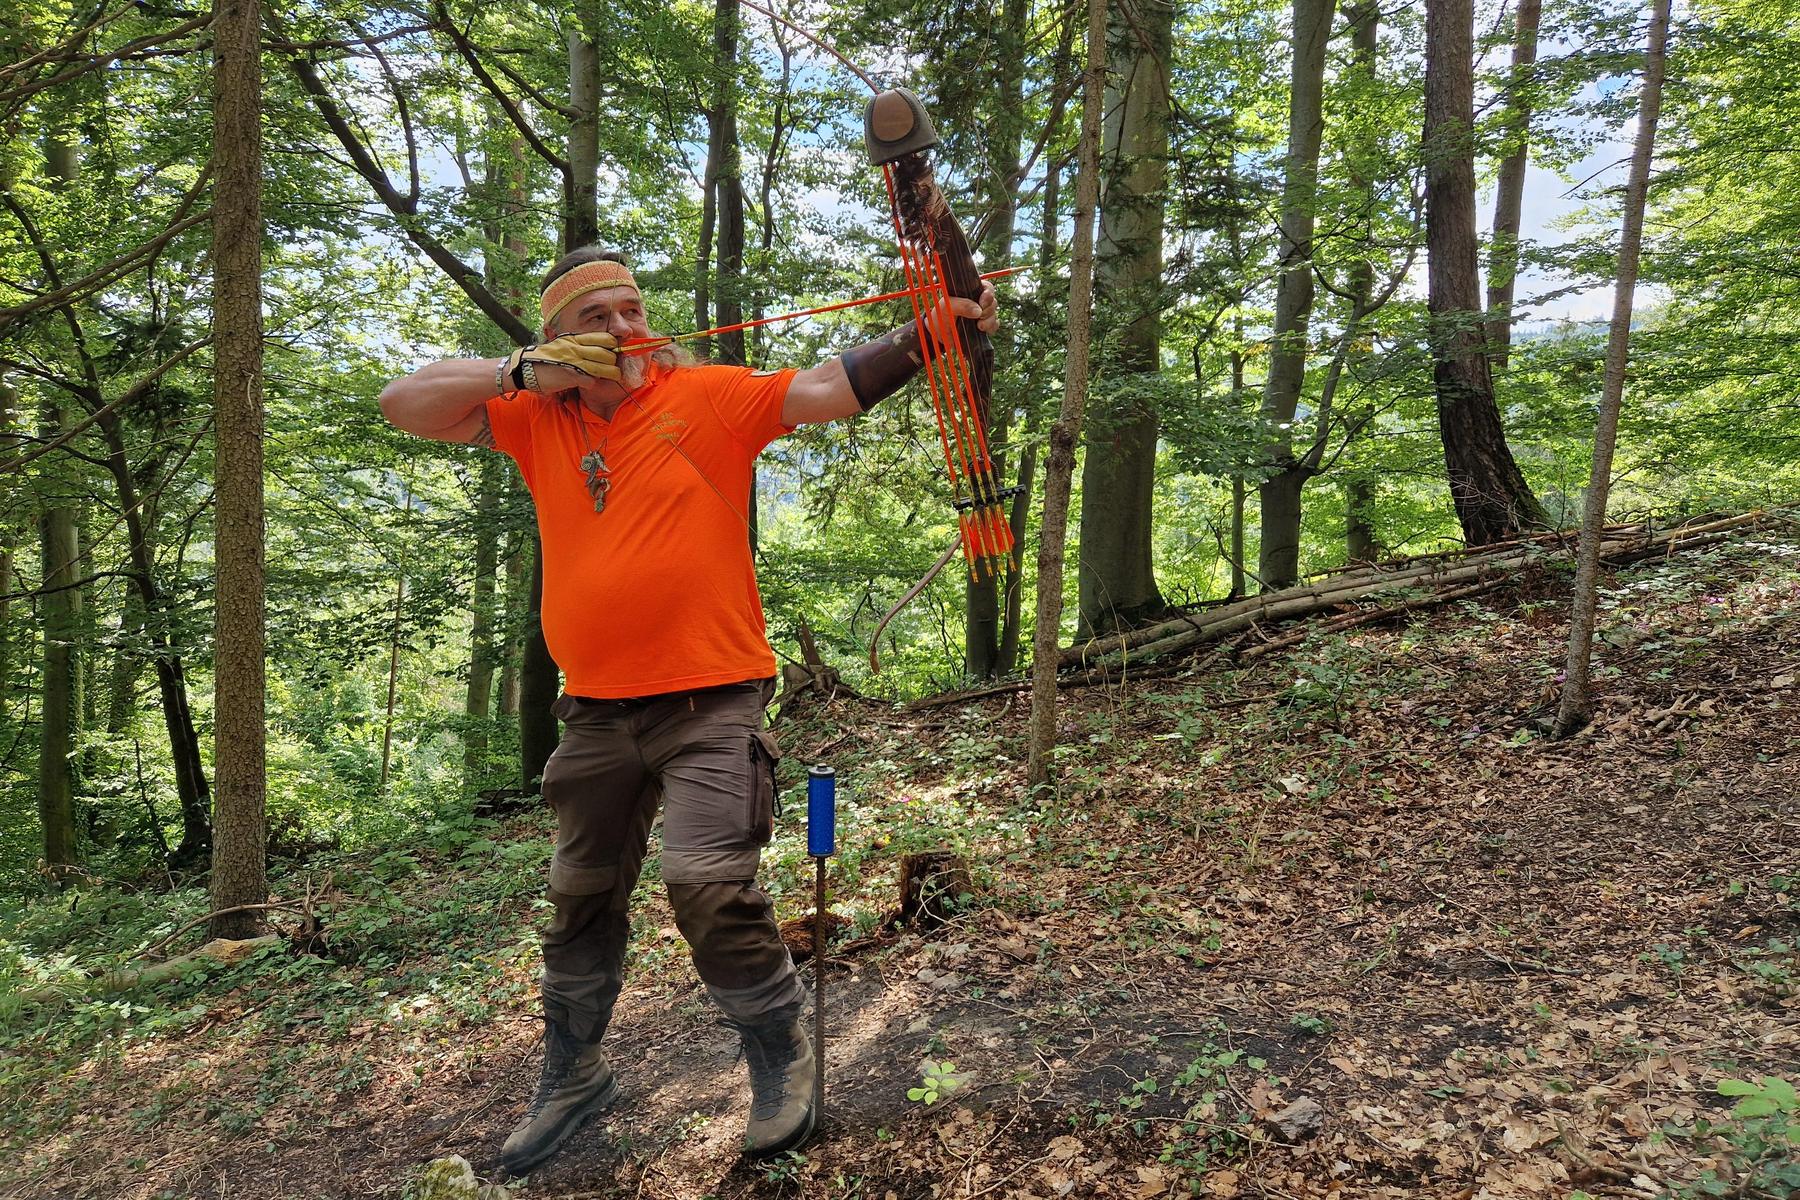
[0,805,553,1159]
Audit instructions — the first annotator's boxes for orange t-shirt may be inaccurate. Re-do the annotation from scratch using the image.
[485,363,796,698]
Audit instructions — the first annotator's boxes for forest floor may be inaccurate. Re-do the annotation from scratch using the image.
[4,527,1799,1200]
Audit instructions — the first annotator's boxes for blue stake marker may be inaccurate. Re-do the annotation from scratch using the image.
[807,765,835,1120]
[808,765,837,858]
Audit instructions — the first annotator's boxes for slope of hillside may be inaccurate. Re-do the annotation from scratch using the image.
[5,526,1797,1200]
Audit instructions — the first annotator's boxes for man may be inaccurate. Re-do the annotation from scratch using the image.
[378,248,998,1175]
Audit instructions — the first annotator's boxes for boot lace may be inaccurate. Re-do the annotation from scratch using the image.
[527,1020,584,1116]
[725,1014,799,1122]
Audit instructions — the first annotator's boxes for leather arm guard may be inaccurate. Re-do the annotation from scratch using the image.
[840,320,925,412]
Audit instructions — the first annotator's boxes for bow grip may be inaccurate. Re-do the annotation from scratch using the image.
[864,88,939,165]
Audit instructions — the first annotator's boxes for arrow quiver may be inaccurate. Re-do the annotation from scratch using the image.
[864,88,1018,582]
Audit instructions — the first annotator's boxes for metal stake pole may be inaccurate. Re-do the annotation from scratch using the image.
[807,765,837,1122]
[813,855,826,1113]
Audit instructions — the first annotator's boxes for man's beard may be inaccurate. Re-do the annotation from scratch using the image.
[619,350,647,390]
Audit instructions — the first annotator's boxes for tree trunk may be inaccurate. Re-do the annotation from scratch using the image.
[564,21,599,251]
[748,25,793,371]
[1424,0,1547,544]
[695,83,719,352]
[1487,0,1543,370]
[0,377,14,713]
[38,404,80,874]
[94,409,212,864]
[498,523,527,716]
[1342,0,1381,565]
[465,455,501,784]
[466,124,527,786]
[1554,0,1670,736]
[76,515,97,749]
[520,536,560,791]
[36,137,81,876]
[1027,0,1106,790]
[1231,476,1247,593]
[1075,0,1172,636]
[967,0,1029,679]
[713,0,746,369]
[1254,0,1334,590]
[1000,157,1051,676]
[378,483,409,794]
[104,597,144,744]
[209,0,267,940]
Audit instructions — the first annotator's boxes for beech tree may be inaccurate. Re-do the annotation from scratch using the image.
[1423,0,1546,544]
[208,0,267,939]
[1486,0,1543,370]
[1029,0,1106,789]
[32,135,81,876]
[1555,0,1672,736]
[1076,0,1173,636]
[1253,0,1332,591]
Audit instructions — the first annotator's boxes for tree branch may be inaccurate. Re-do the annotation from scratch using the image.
[271,10,534,345]
[434,3,570,171]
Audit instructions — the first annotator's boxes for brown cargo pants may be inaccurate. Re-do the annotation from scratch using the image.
[536,678,804,1044]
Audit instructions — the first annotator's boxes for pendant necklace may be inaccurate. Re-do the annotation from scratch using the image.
[576,405,611,514]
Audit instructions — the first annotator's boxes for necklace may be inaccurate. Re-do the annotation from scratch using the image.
[575,404,611,514]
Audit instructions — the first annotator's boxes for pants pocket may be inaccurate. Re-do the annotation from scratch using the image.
[747,729,782,845]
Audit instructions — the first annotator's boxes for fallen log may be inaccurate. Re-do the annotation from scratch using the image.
[1062,510,1773,670]
[907,510,1784,710]
[19,934,281,1007]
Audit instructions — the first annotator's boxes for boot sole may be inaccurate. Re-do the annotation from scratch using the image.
[742,1103,817,1160]
[499,1075,621,1178]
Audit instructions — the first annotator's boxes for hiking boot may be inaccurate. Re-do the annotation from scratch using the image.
[500,1018,619,1177]
[727,1003,817,1157]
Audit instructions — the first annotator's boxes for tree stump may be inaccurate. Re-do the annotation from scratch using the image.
[898,852,975,930]
[779,661,844,704]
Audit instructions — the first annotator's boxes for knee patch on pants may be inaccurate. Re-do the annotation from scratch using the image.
[661,846,761,885]
[550,854,620,897]
[668,880,791,990]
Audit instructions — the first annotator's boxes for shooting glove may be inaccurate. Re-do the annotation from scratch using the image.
[504,331,621,387]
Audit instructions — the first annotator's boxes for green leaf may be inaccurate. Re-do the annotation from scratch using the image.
[907,1087,928,1101]
[1730,1097,1777,1118]
[1756,1076,1796,1109]
[1716,1078,1759,1096]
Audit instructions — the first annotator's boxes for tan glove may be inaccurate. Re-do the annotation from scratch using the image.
[504,331,621,385]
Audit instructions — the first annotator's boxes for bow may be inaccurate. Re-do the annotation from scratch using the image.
[865,89,1018,583]
[863,88,1022,669]
[706,3,1022,671]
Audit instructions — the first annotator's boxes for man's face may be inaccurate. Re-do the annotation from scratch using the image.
[547,286,652,393]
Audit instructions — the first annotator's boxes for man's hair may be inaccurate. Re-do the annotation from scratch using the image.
[541,246,629,294]
[539,246,696,369]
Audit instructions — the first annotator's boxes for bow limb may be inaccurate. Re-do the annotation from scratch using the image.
[868,536,962,673]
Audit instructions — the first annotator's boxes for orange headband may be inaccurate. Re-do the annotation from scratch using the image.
[540,259,640,326]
